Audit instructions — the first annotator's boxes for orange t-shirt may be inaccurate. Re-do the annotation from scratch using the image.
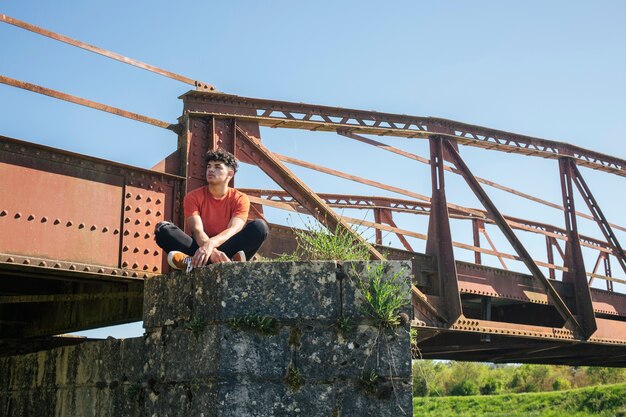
[183,187,250,237]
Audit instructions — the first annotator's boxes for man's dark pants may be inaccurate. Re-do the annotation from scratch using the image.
[154,219,268,260]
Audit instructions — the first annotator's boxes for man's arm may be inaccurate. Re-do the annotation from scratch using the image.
[187,215,246,266]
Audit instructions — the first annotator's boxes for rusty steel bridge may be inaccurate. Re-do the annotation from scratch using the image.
[1,14,626,366]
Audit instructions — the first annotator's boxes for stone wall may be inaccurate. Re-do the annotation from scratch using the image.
[1,261,413,416]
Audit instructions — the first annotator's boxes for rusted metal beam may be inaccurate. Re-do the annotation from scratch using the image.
[338,130,626,233]
[234,126,384,260]
[241,189,613,255]
[379,209,414,252]
[559,158,597,337]
[182,90,626,178]
[247,193,624,286]
[0,13,215,91]
[571,163,626,275]
[440,138,585,337]
[0,291,142,304]
[425,137,462,323]
[274,153,485,217]
[0,75,179,132]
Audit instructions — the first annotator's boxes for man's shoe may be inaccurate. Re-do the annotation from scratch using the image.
[232,250,246,262]
[167,251,192,272]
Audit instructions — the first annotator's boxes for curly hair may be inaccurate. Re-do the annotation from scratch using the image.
[204,149,239,173]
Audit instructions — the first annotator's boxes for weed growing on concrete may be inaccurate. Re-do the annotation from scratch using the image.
[352,262,410,328]
[186,315,206,337]
[335,317,352,334]
[410,327,421,358]
[358,369,392,399]
[285,364,304,391]
[228,315,278,335]
[275,216,372,261]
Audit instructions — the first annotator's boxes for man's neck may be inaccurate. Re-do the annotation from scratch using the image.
[208,183,229,199]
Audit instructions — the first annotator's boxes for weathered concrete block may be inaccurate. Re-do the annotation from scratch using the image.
[2,261,413,417]
[336,378,413,417]
[298,324,411,380]
[216,380,336,417]
[144,270,194,329]
[218,324,292,379]
[193,262,341,322]
[143,381,218,417]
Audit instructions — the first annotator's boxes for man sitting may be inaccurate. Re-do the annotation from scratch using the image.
[154,149,268,271]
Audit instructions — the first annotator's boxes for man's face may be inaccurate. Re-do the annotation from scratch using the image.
[206,161,234,185]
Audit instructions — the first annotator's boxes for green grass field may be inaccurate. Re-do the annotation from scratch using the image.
[413,383,626,417]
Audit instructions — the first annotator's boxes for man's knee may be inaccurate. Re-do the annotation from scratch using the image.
[249,219,269,240]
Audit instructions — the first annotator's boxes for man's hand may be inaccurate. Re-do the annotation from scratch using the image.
[192,241,216,268]
[209,249,231,264]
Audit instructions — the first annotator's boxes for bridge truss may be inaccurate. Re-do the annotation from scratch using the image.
[1,14,626,365]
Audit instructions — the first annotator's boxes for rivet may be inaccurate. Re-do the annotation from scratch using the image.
[111,270,118,276]
[146,209,152,215]
[153,266,159,272]
[145,221,151,226]
[113,229,120,235]
[90,225,97,231]
[69,265,76,271]
[153,251,159,256]
[156,211,162,217]
[7,257,14,263]
[125,205,132,211]
[135,207,142,213]
[83,267,91,272]
[98,268,105,273]
[41,217,48,223]
[14,212,21,219]
[126,192,132,198]
[102,227,109,232]
[134,232,140,238]
[0,210,7,216]
[39,261,47,267]
[122,271,129,277]
[125,218,131,224]
[132,263,139,269]
[78,223,85,229]
[54,219,60,225]
[22,259,30,265]
[133,248,139,253]
[132,272,138,277]
[124,231,130,236]
[67,221,75,227]
[136,194,142,200]
[123,246,129,252]
[144,233,151,239]
[146,197,152,203]
[54,263,61,268]
[144,249,150,254]
[158,187,163,192]
[122,261,129,267]
[156,199,162,205]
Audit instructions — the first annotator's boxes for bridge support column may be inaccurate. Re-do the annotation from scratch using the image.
[425,136,462,323]
[559,157,597,338]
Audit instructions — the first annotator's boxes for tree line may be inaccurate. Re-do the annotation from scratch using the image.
[412,360,626,397]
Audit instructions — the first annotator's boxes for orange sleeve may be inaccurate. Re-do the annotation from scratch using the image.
[183,190,202,218]
[232,192,250,222]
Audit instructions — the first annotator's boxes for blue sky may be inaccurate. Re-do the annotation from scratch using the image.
[1,1,625,338]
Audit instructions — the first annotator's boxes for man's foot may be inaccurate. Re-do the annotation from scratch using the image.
[167,251,192,272]
[232,250,246,262]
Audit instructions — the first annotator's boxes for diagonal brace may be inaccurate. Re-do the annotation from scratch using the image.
[440,138,585,336]
[234,126,384,260]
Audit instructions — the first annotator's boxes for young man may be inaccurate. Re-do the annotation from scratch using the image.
[154,149,268,271]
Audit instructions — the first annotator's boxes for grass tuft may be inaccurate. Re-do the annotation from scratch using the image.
[352,262,410,328]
